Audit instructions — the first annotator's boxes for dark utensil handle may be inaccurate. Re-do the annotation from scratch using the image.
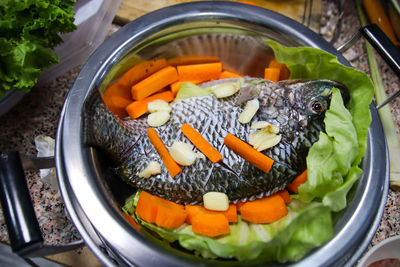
[361,24,400,78]
[0,151,43,256]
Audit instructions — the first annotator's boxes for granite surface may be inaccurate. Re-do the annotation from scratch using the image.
[0,0,398,263]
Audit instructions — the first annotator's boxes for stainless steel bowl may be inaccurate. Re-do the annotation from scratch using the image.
[56,2,389,266]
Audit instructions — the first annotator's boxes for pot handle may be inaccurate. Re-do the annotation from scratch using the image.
[338,24,400,108]
[0,151,43,256]
[0,151,84,257]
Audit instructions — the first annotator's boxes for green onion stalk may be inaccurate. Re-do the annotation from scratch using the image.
[356,0,400,189]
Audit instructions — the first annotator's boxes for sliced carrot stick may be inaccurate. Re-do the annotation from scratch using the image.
[276,189,291,204]
[119,58,168,88]
[239,194,288,224]
[191,212,230,237]
[147,128,182,178]
[268,59,290,80]
[264,67,281,82]
[131,66,178,100]
[168,55,220,66]
[224,133,274,174]
[219,70,242,79]
[170,80,202,96]
[110,95,132,109]
[135,191,158,223]
[286,169,307,194]
[180,124,223,163]
[125,90,174,119]
[103,81,131,100]
[177,62,222,82]
[122,212,140,230]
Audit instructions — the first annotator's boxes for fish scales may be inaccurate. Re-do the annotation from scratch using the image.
[83,78,349,204]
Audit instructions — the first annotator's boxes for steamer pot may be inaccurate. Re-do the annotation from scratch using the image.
[1,2,389,266]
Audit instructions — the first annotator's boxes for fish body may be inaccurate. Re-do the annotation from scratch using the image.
[83,78,348,204]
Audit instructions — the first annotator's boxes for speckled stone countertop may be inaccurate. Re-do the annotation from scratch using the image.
[0,0,398,263]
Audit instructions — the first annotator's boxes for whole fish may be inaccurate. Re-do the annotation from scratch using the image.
[83,78,349,204]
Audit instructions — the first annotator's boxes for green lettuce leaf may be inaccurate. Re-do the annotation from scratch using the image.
[124,193,333,263]
[266,41,374,210]
[0,0,77,97]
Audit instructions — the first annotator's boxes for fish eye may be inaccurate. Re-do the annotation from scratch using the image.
[311,101,324,114]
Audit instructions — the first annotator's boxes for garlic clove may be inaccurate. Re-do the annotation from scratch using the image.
[203,192,229,211]
[169,141,198,166]
[147,111,170,127]
[138,161,161,178]
[148,99,172,113]
[238,99,259,124]
[211,83,240,98]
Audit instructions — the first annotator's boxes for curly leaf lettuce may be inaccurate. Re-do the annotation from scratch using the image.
[0,0,76,97]
[123,42,374,263]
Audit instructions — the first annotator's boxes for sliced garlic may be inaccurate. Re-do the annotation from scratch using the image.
[251,121,279,134]
[169,141,198,166]
[147,111,170,127]
[148,99,172,113]
[203,192,229,211]
[249,132,282,151]
[238,99,259,124]
[211,82,240,98]
[138,161,161,178]
[249,122,281,151]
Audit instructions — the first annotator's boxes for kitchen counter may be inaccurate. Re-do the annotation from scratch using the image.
[0,0,399,265]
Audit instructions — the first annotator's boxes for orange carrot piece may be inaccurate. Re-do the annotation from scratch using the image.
[122,212,141,230]
[103,81,131,100]
[286,169,307,194]
[118,58,168,88]
[276,189,291,204]
[224,133,274,174]
[238,1,260,6]
[239,194,288,224]
[177,62,222,82]
[191,212,230,237]
[154,196,187,229]
[185,205,205,224]
[236,201,245,212]
[131,66,178,100]
[180,123,223,163]
[125,90,174,119]
[268,60,290,80]
[136,191,187,229]
[168,55,220,66]
[219,70,242,79]
[222,204,238,223]
[185,204,237,224]
[147,128,182,178]
[264,67,281,82]
[136,191,158,223]
[110,95,132,109]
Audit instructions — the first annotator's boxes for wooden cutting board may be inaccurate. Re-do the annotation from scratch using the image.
[114,0,321,33]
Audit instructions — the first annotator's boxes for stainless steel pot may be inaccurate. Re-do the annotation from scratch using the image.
[0,2,390,266]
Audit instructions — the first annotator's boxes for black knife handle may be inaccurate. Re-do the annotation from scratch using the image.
[0,151,43,256]
[361,24,400,79]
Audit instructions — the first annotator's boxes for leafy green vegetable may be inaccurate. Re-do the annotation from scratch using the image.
[267,41,374,210]
[0,0,77,97]
[123,42,374,263]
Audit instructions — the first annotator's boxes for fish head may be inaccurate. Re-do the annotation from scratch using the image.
[300,79,350,118]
